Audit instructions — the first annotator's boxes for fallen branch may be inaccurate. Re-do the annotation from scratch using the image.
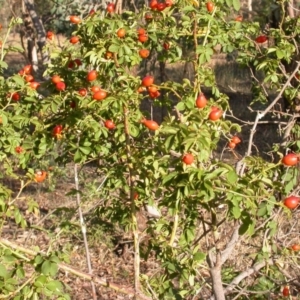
[0,238,152,300]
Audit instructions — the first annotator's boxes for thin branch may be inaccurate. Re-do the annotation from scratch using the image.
[74,163,97,300]
[280,116,297,147]
[123,105,141,297]
[262,61,300,117]
[238,62,300,175]
[220,223,240,264]
[223,259,273,295]
[226,113,290,126]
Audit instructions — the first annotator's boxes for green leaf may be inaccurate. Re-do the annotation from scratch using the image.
[232,206,241,219]
[161,126,178,134]
[232,0,240,10]
[74,150,82,163]
[276,49,285,59]
[165,262,176,272]
[0,114,8,126]
[41,260,51,275]
[0,61,8,69]
[227,170,238,184]
[16,266,25,279]
[41,261,58,276]
[176,101,185,111]
[239,215,252,235]
[14,209,23,224]
[34,255,43,265]
[79,146,91,155]
[12,75,25,86]
[34,275,47,288]
[257,61,267,70]
[193,252,206,262]
[49,255,60,263]
[257,203,267,217]
[45,280,63,292]
[0,264,8,278]
[123,45,132,55]
[162,172,178,184]
[184,227,195,243]
[182,6,196,12]
[129,123,140,137]
[267,48,276,54]
[51,100,59,113]
[8,45,24,52]
[247,222,255,236]
[189,274,195,286]
[108,44,119,53]
[271,74,278,83]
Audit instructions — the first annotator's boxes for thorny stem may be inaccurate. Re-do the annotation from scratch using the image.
[74,163,97,300]
[123,106,140,297]
[192,12,198,60]
[159,85,182,100]
[249,162,281,183]
[192,12,201,94]
[202,7,217,47]
[0,19,14,61]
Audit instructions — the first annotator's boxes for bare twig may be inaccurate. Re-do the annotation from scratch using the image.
[220,223,240,264]
[263,62,300,116]
[123,106,140,298]
[74,163,97,300]
[280,116,297,147]
[223,259,274,295]
[238,62,300,176]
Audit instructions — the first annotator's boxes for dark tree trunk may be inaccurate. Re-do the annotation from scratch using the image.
[23,0,49,70]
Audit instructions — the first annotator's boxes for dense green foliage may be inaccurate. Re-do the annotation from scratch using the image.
[0,0,299,299]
